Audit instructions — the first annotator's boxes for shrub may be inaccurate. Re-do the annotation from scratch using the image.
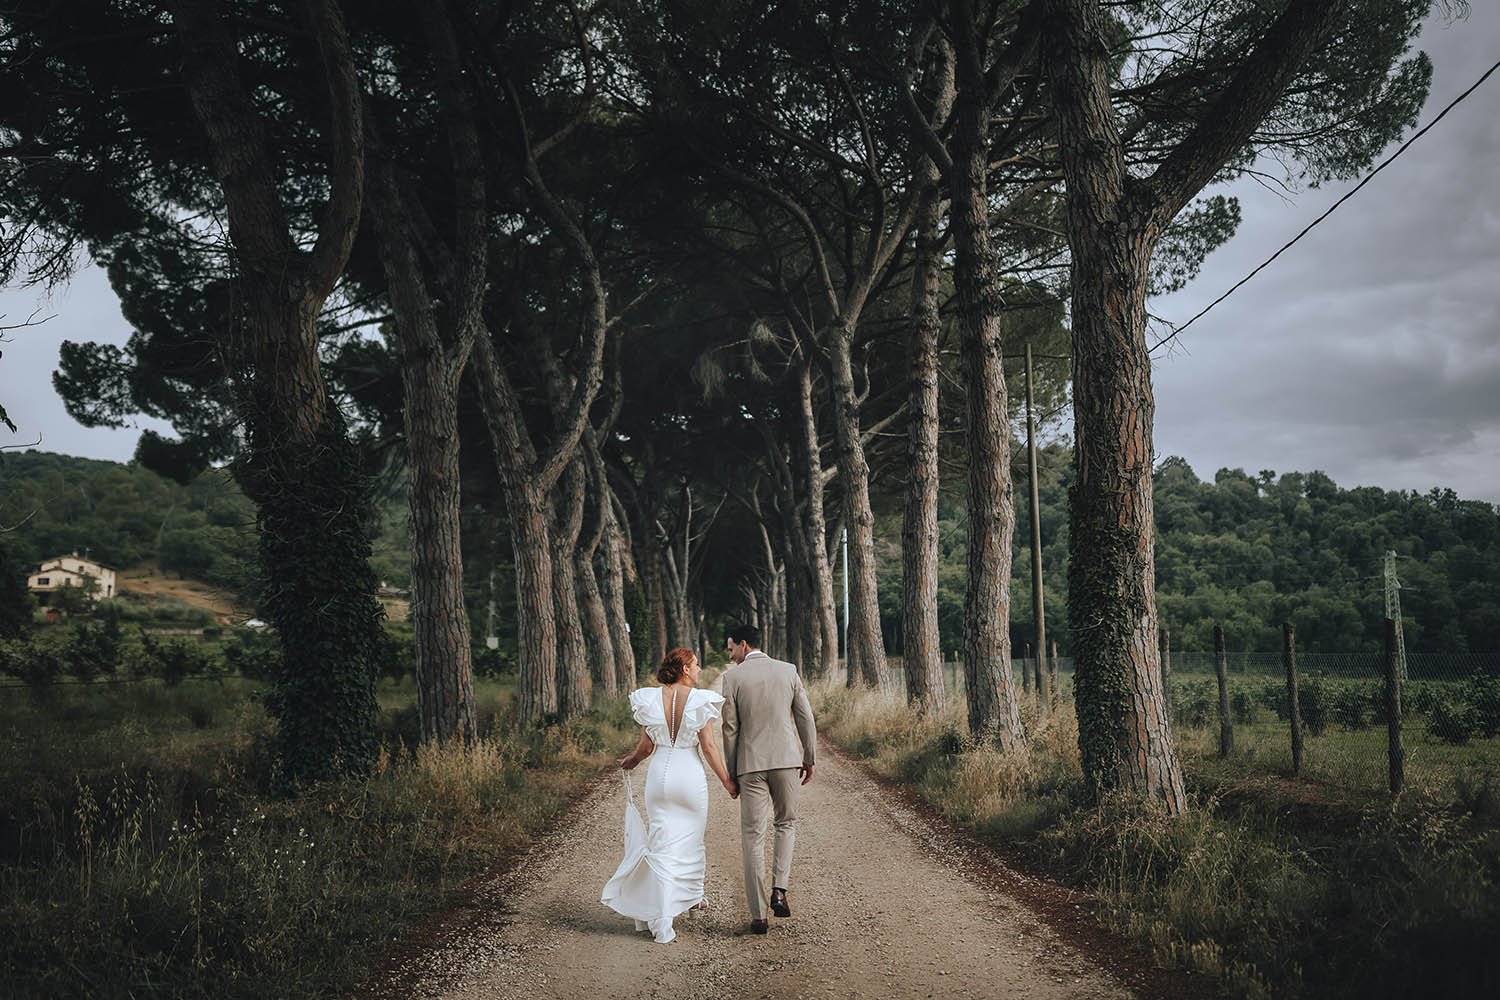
[1171,679,1216,728]
[473,645,517,678]
[1229,686,1258,724]
[138,634,215,686]
[1464,672,1500,739]
[1428,697,1478,745]
[1331,683,1372,730]
[1298,676,1329,737]
[0,632,65,690]
[221,629,281,681]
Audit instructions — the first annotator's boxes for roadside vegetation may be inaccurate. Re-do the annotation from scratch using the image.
[0,674,635,999]
[813,679,1500,1000]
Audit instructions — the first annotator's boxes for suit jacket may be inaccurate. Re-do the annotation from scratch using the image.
[720,651,817,779]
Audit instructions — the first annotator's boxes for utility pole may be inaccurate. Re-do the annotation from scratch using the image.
[841,526,849,661]
[1383,549,1408,680]
[1025,343,1050,708]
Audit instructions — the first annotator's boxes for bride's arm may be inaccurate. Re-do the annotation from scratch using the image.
[618,729,653,770]
[698,724,738,797]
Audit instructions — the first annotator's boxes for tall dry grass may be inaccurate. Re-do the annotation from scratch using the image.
[0,678,637,999]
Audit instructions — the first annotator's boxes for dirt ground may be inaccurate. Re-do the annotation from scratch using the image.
[371,732,1160,1000]
[116,566,245,620]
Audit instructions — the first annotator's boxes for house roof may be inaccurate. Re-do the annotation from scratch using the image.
[37,554,117,573]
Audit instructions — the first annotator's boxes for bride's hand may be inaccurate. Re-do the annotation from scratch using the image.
[724,777,739,799]
[618,754,639,770]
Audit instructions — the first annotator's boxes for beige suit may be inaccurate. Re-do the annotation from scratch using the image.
[720,651,817,921]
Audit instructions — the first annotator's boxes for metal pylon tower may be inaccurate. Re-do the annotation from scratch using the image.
[1384,549,1408,680]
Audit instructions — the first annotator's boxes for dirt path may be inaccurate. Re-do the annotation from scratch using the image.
[377,740,1142,1000]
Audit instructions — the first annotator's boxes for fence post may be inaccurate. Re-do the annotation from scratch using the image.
[1021,642,1032,694]
[1049,640,1060,709]
[1214,625,1233,757]
[1385,617,1405,796]
[1284,622,1304,776]
[1035,640,1049,711]
[1159,626,1172,721]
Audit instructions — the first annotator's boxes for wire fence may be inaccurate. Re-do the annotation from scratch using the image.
[881,650,1500,801]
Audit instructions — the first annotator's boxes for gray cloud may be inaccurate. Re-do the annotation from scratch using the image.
[1152,9,1500,502]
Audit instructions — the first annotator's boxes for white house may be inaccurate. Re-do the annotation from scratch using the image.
[27,551,118,601]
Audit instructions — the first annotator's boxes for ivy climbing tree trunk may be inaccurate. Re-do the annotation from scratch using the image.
[1042,0,1346,810]
[171,0,384,784]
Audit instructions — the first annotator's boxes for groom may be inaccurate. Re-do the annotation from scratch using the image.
[719,624,817,935]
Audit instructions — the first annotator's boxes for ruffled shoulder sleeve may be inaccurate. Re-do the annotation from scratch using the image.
[688,689,725,731]
[628,688,658,727]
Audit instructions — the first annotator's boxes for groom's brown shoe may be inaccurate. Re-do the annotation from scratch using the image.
[770,888,790,918]
[750,919,769,934]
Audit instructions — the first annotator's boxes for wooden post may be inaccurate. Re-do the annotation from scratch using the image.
[1049,640,1060,709]
[1385,617,1405,795]
[1283,622,1303,776]
[1214,625,1233,757]
[1159,626,1172,721]
[1035,638,1050,712]
[1021,642,1032,694]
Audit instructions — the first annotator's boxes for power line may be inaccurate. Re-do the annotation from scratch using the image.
[1150,53,1500,355]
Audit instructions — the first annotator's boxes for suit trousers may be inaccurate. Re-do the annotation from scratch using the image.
[737,767,799,920]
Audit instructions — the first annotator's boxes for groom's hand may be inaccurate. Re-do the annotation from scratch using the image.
[799,762,814,785]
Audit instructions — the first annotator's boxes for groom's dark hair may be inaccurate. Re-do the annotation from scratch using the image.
[726,623,761,648]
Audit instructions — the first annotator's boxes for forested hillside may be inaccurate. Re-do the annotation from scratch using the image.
[4,449,1496,656]
[0,451,413,599]
[0,451,255,591]
[877,448,1500,656]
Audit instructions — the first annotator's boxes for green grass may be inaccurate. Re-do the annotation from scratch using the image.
[0,674,637,999]
[812,679,1500,1000]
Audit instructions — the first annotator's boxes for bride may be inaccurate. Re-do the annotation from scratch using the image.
[601,647,737,943]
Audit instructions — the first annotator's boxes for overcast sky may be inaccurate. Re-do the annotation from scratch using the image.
[2,8,1498,502]
[1150,7,1500,503]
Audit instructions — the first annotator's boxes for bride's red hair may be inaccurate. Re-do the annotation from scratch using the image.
[657,647,695,684]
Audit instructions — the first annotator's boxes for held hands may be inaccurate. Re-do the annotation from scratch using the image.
[724,776,739,799]
[799,762,814,785]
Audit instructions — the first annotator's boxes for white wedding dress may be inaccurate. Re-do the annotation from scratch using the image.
[601,686,725,943]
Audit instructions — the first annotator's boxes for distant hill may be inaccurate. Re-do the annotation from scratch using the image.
[0,451,412,607]
[0,450,257,593]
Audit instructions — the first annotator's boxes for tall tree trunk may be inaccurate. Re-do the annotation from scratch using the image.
[552,458,591,717]
[172,0,383,783]
[576,440,618,701]
[599,499,637,691]
[1044,0,1343,812]
[576,453,617,701]
[793,363,838,679]
[470,334,559,726]
[367,149,480,746]
[640,541,668,668]
[508,482,561,724]
[392,312,475,744]
[901,173,946,717]
[827,330,885,688]
[1057,199,1183,808]
[951,0,1026,751]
